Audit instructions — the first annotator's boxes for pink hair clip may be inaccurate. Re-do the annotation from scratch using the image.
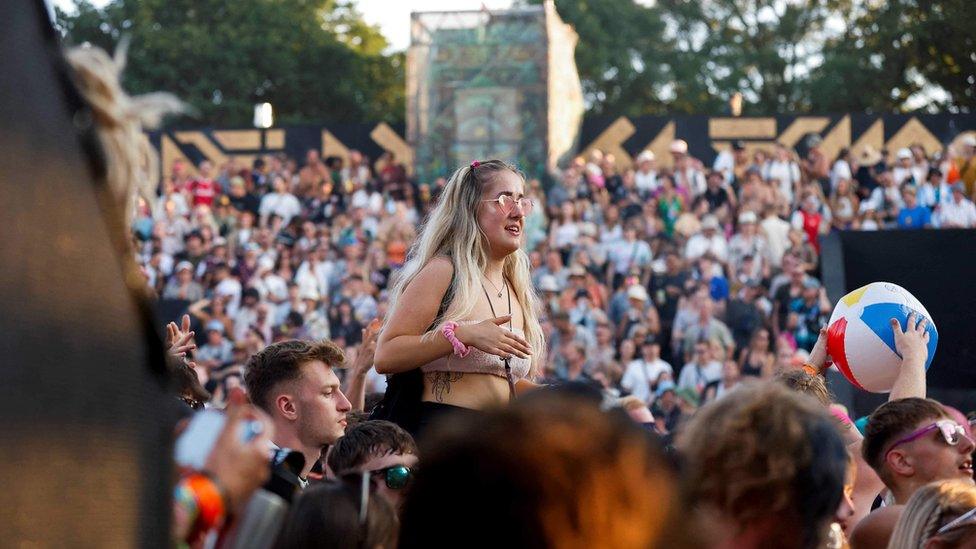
[470,160,480,169]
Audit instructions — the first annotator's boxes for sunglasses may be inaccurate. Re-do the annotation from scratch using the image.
[368,464,415,490]
[482,195,534,216]
[884,419,971,461]
[936,506,976,536]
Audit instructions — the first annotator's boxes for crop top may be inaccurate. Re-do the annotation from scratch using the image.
[421,320,531,381]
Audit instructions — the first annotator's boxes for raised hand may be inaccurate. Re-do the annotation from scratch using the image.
[204,389,274,512]
[166,314,197,358]
[892,312,930,369]
[456,315,532,360]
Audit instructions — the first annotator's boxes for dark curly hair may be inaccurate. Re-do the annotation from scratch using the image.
[679,381,847,549]
[243,339,345,413]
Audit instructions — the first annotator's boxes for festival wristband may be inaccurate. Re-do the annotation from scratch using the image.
[801,362,826,377]
[182,472,228,535]
[441,321,470,358]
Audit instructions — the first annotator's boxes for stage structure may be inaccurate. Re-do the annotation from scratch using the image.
[407,1,584,181]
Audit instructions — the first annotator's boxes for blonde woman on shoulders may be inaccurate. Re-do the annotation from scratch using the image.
[372,160,545,437]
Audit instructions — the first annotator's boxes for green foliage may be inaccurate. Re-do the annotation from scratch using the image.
[55,0,404,126]
[529,0,975,115]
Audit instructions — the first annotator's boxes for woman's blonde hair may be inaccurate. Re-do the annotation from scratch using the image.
[387,159,545,377]
[65,41,183,225]
[888,480,976,549]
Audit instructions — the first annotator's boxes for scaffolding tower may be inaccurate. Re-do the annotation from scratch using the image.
[407,1,584,182]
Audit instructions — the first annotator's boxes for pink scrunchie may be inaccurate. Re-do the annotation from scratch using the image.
[441,321,470,358]
[470,161,480,169]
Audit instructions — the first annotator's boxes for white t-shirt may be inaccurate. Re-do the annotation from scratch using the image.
[621,358,673,403]
[939,199,976,228]
[259,192,302,226]
[677,361,722,393]
[635,169,658,194]
[685,233,729,262]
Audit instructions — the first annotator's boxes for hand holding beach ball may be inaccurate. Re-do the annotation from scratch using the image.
[826,282,938,393]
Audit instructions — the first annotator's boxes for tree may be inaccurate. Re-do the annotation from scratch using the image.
[526,0,672,117]
[55,0,405,126]
[531,0,975,115]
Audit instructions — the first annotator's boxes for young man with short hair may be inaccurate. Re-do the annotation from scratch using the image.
[244,339,352,483]
[861,397,974,505]
[327,420,418,510]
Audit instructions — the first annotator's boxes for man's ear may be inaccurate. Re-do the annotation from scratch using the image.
[886,448,915,478]
[276,393,297,420]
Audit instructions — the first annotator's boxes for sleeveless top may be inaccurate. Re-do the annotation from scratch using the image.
[421,320,531,381]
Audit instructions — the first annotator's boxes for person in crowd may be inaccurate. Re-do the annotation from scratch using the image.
[737,326,774,378]
[620,335,672,404]
[938,183,976,228]
[274,478,398,549]
[896,186,933,229]
[887,480,976,549]
[397,391,677,548]
[326,420,418,511]
[243,339,353,485]
[373,160,543,437]
[861,398,975,507]
[680,381,848,549]
[677,340,722,394]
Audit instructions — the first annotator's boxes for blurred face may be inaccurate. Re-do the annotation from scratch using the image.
[207,329,223,346]
[199,161,213,178]
[294,361,352,447]
[721,360,739,382]
[904,192,917,207]
[834,461,856,536]
[888,417,975,486]
[642,343,660,361]
[477,171,527,258]
[693,344,709,363]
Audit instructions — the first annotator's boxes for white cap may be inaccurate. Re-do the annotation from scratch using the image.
[738,211,757,224]
[175,260,194,273]
[961,134,976,147]
[669,139,689,154]
[538,275,559,293]
[627,285,649,302]
[701,215,720,230]
[897,148,912,160]
[636,150,655,163]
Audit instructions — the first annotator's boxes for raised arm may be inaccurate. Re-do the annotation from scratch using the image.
[888,312,929,401]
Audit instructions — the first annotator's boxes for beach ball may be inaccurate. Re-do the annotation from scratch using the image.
[826,282,938,393]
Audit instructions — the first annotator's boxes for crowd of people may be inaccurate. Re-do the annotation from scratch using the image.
[147,135,976,549]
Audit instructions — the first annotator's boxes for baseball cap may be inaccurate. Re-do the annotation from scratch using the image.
[641,335,659,347]
[636,150,655,163]
[701,215,720,230]
[738,211,758,224]
[205,320,225,333]
[896,148,912,160]
[655,380,676,398]
[175,260,194,273]
[627,285,649,302]
[669,139,689,154]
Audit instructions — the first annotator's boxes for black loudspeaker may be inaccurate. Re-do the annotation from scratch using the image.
[0,2,174,546]
[821,230,976,418]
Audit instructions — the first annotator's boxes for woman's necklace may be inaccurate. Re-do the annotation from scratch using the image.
[483,273,506,298]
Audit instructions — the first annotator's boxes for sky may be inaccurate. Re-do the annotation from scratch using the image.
[49,0,517,53]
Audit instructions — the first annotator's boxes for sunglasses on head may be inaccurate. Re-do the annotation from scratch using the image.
[884,419,971,461]
[935,506,976,537]
[368,464,415,490]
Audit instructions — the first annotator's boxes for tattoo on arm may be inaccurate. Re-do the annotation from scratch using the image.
[428,372,463,402]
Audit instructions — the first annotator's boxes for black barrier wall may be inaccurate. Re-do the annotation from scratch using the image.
[821,230,976,417]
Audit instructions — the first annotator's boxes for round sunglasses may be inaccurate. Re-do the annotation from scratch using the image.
[368,464,415,490]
